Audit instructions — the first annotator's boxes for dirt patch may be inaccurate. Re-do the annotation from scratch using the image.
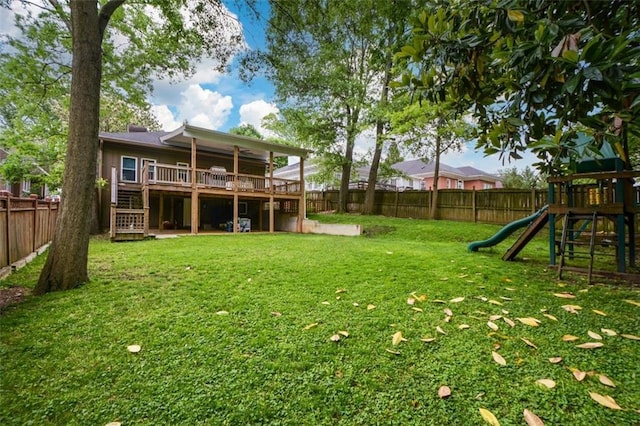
[0,286,30,314]
[363,225,396,238]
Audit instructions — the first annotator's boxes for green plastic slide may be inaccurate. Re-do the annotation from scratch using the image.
[468,205,549,252]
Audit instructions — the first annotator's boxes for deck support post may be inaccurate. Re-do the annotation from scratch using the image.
[298,156,305,233]
[191,137,198,234]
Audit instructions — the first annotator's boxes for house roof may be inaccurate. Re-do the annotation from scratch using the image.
[392,159,500,182]
[100,124,312,160]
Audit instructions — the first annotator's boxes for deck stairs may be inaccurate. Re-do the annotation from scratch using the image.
[112,187,146,241]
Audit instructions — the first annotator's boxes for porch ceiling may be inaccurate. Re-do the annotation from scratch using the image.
[160,124,312,160]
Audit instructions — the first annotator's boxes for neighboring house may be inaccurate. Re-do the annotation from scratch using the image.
[98,124,311,239]
[274,161,390,191]
[0,148,49,198]
[391,159,502,190]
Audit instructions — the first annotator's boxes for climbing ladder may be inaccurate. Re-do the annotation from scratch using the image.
[557,212,620,284]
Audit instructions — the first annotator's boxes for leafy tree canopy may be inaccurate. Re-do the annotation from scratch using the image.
[399,0,640,174]
[498,165,547,189]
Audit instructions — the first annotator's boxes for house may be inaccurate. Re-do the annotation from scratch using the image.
[391,159,502,190]
[273,161,392,191]
[0,148,50,198]
[98,124,312,240]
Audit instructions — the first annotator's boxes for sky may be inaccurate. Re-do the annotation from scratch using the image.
[1,0,538,175]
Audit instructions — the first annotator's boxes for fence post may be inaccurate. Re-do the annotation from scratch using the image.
[32,195,38,253]
[5,193,11,266]
[472,186,477,223]
[531,188,536,213]
[394,189,399,218]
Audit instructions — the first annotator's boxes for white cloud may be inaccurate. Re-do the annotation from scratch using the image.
[152,84,233,131]
[238,100,279,136]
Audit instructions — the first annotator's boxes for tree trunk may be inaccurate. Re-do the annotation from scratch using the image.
[338,107,359,213]
[35,1,103,294]
[430,126,443,220]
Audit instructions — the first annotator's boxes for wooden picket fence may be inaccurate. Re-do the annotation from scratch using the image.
[306,188,549,224]
[0,194,59,273]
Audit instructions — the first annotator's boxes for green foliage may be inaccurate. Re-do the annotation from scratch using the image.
[229,123,263,139]
[499,166,547,189]
[400,0,640,173]
[2,217,639,424]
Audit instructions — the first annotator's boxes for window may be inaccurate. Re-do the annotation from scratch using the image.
[484,183,494,189]
[141,158,156,182]
[446,178,451,189]
[21,180,31,195]
[177,162,189,182]
[457,180,464,189]
[121,156,137,182]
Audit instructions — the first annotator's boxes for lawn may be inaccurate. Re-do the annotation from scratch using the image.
[1,214,639,425]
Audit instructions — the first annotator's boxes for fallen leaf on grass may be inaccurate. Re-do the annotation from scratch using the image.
[499,296,512,301]
[587,331,602,340]
[562,334,579,342]
[412,307,423,312]
[385,348,401,355]
[600,328,617,336]
[335,288,346,294]
[576,342,604,349]
[352,302,359,307]
[450,297,465,303]
[503,317,515,327]
[489,314,502,321]
[436,326,446,335]
[492,351,506,366]
[438,385,452,399]
[592,309,607,316]
[407,297,416,306]
[270,311,282,317]
[303,322,319,330]
[444,308,453,316]
[489,300,504,306]
[330,334,341,342]
[622,299,640,307]
[505,287,516,291]
[599,375,615,387]
[620,334,640,340]
[127,345,141,353]
[338,330,349,337]
[589,392,621,410]
[535,379,556,389]
[543,314,558,321]
[561,304,582,314]
[479,408,500,425]
[523,409,544,426]
[444,315,452,323]
[216,311,229,315]
[554,292,576,299]
[458,324,470,330]
[432,299,447,304]
[573,371,586,381]
[321,301,330,305]
[367,304,376,310]
[392,331,403,346]
[517,317,541,326]
[521,338,538,349]
[421,337,436,342]
[548,357,563,364]
[487,321,499,331]
[105,423,122,426]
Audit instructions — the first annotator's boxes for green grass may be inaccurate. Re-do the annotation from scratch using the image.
[1,215,639,425]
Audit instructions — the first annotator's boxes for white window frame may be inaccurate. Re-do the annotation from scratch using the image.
[141,158,156,183]
[121,156,138,182]
[457,179,464,189]
[177,161,189,182]
[22,180,31,195]
[446,178,451,189]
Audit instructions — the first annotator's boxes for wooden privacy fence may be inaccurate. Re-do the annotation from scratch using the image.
[0,194,59,271]
[307,188,548,225]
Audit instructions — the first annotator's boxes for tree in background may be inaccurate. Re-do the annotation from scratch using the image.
[498,166,547,190]
[0,0,245,294]
[400,0,640,174]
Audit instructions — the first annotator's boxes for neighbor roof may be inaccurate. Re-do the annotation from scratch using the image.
[392,159,499,181]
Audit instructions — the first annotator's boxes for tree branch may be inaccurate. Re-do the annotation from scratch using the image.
[46,0,71,33]
[98,0,126,41]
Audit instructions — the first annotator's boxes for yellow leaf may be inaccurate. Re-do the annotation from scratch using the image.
[523,409,544,426]
[450,297,465,303]
[458,324,470,330]
[392,331,403,346]
[338,330,349,337]
[507,9,524,23]
[553,292,576,299]
[303,322,319,330]
[622,299,640,307]
[521,338,538,349]
[330,334,341,342]
[600,328,617,336]
[335,288,346,294]
[573,371,586,381]
[385,348,401,355]
[587,331,602,340]
[621,334,640,340]
[503,317,515,328]
[444,315,452,323]
[352,302,359,307]
[535,379,556,389]
[489,315,502,321]
[367,304,376,310]
[562,334,579,342]
[412,307,423,312]
[599,375,615,387]
[502,277,512,283]
[492,351,506,366]
[479,407,501,425]
[561,304,582,314]
[432,299,446,304]
[576,342,604,349]
[407,297,416,305]
[487,321,499,331]
[270,311,282,317]
[543,314,558,321]
[438,385,452,399]
[444,308,453,316]
[499,296,512,301]
[592,309,607,316]
[216,310,229,315]
[517,317,540,327]
[489,300,503,306]
[106,423,122,426]
[589,392,622,410]
[421,337,436,342]
[436,326,446,335]
[548,357,563,364]
[505,287,516,291]
[127,345,141,353]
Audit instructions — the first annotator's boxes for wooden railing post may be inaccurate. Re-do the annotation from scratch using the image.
[4,193,10,267]
[32,195,38,252]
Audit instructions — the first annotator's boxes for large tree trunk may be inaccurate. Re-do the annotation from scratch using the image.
[338,107,359,213]
[430,129,442,220]
[363,121,384,215]
[35,2,104,294]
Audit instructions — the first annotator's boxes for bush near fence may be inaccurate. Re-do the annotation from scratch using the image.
[0,193,59,273]
[307,188,547,225]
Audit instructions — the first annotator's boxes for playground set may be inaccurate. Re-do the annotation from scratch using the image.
[469,157,639,283]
